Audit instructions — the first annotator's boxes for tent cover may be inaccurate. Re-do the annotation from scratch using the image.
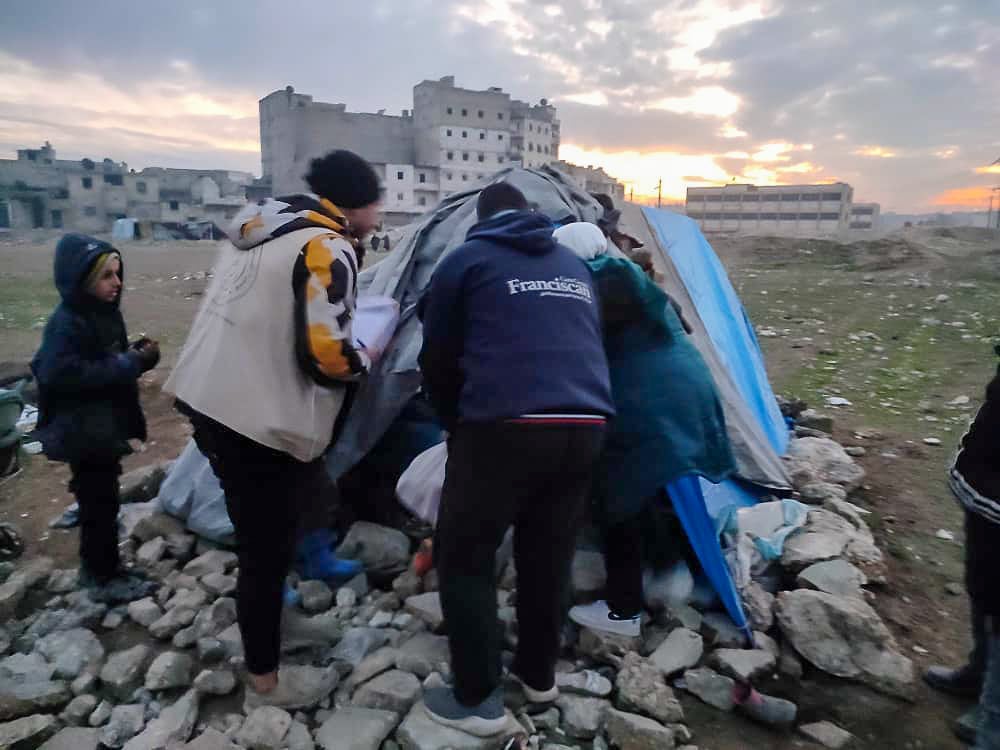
[160,167,791,640]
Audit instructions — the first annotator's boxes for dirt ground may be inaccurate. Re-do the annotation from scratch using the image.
[2,226,999,748]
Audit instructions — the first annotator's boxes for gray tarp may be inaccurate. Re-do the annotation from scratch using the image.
[160,166,789,542]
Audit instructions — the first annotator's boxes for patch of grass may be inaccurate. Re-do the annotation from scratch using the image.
[0,275,58,333]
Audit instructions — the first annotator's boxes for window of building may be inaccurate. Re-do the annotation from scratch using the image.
[103,174,123,186]
[82,177,93,189]
[820,212,840,220]
[799,212,818,220]
[478,110,484,118]
[759,213,777,220]
[461,108,468,116]
[822,192,843,202]
[419,173,426,184]
[51,210,63,228]
[853,207,874,216]
[800,193,820,202]
[741,193,759,202]
[498,134,504,141]
[445,172,453,180]
[723,213,742,220]
[418,196,427,206]
[529,123,534,132]
[462,153,469,161]
[781,193,800,202]
[703,195,722,202]
[461,174,468,181]
[446,151,454,160]
[779,213,798,220]
[397,171,405,180]
[478,154,485,163]
[136,181,147,194]
[498,112,504,120]
[447,107,453,115]
[84,206,98,216]
[169,200,179,210]
[397,193,404,201]
[543,146,548,154]
[479,132,485,140]
[498,156,505,164]
[528,143,534,152]
[446,129,452,136]
[461,131,468,139]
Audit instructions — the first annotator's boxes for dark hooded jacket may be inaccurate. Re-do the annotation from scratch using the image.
[418,210,614,428]
[31,234,145,463]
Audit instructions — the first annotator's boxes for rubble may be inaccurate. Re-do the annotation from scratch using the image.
[649,628,704,676]
[799,720,855,748]
[605,708,676,750]
[0,714,59,750]
[614,652,685,724]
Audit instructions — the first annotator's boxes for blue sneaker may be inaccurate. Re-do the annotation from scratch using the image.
[283,584,302,609]
[423,686,508,737]
[295,529,363,585]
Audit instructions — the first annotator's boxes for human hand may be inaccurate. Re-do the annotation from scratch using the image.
[132,340,160,373]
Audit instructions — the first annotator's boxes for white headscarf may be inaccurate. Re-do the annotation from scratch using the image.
[554,221,608,261]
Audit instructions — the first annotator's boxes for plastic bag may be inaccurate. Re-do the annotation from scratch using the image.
[396,441,447,526]
[642,560,695,611]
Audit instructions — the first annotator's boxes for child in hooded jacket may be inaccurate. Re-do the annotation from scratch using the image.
[31,234,159,597]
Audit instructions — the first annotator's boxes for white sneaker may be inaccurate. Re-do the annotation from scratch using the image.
[507,672,559,703]
[568,600,641,638]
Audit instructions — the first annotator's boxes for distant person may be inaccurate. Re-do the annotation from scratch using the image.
[165,150,383,709]
[925,346,1000,748]
[417,183,614,736]
[31,234,160,602]
[371,233,381,252]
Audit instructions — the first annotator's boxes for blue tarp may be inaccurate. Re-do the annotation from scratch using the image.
[641,207,791,643]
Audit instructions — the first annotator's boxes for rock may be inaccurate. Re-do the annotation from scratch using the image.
[299,581,333,613]
[577,628,642,669]
[149,607,197,639]
[62,694,98,726]
[352,670,421,714]
[779,642,804,680]
[285,721,313,750]
[196,638,226,664]
[136,538,168,567]
[946,582,965,596]
[0,714,58,750]
[236,707,292,750]
[605,708,676,750]
[120,463,170,505]
[797,560,867,598]
[571,550,607,602]
[403,593,444,631]
[46,570,79,595]
[797,410,834,434]
[181,729,239,750]
[798,482,848,505]
[657,604,703,632]
[102,611,124,630]
[649,629,703,677]
[923,437,942,446]
[145,652,195,691]
[700,612,747,649]
[555,670,612,697]
[395,633,450,679]
[369,611,393,628]
[100,645,154,701]
[799,720,854,748]
[391,612,416,630]
[682,667,735,711]
[775,590,914,698]
[191,598,238,640]
[753,630,780,659]
[71,674,96,697]
[336,587,358,609]
[127,598,163,628]
[215,624,243,659]
[182,551,238,579]
[131,512,185,544]
[88,700,112,727]
[166,588,209,611]
[101,705,146,748]
[123,689,200,750]
[35,628,105,680]
[614,652,684,724]
[740,583,775,632]
[392,571,423,601]
[173,626,199,650]
[200,573,236,598]
[395,702,520,750]
[707,649,777,683]
[0,680,71,722]
[781,509,882,576]
[0,558,55,621]
[315,706,399,750]
[785,437,865,492]
[329,628,391,669]
[193,670,236,696]
[341,648,399,695]
[338,523,411,577]
[164,534,197,562]
[555,694,609,739]
[844,447,866,458]
[38,727,101,750]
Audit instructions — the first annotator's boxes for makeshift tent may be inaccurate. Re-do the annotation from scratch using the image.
[160,167,791,639]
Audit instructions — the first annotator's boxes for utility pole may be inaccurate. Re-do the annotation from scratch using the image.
[657,179,662,209]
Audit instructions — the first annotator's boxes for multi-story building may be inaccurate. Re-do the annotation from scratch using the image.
[685,183,855,236]
[259,76,561,224]
[552,161,626,202]
[849,202,881,231]
[0,142,253,233]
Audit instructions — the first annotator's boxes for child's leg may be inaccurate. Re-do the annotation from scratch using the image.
[69,460,122,580]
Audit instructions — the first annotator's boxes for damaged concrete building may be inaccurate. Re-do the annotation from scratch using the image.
[0,142,254,233]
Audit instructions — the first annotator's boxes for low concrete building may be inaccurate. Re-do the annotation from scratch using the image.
[0,142,253,233]
[552,161,625,201]
[849,202,880,231]
[685,182,854,236]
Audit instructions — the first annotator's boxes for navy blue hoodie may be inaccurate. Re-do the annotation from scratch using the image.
[418,210,614,428]
[31,234,145,462]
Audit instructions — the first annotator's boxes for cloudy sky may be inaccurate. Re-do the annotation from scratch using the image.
[2,0,998,212]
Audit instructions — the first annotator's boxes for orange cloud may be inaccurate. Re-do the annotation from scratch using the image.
[975,164,1000,175]
[932,185,997,209]
[854,145,897,158]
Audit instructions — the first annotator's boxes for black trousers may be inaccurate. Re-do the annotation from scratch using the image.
[70,459,122,581]
[189,412,328,675]
[604,514,644,617]
[435,422,605,705]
